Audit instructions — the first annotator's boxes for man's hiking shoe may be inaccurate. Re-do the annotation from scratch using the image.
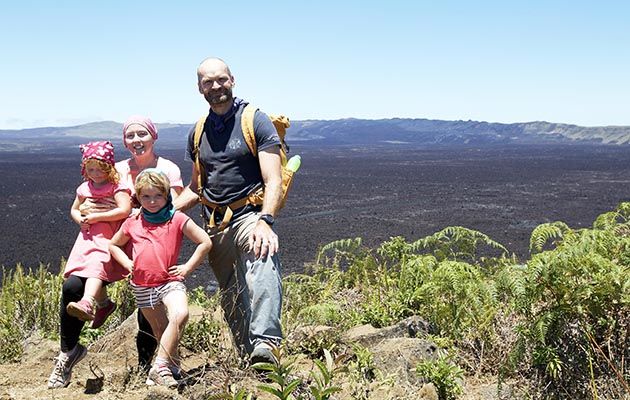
[250,343,278,366]
[47,344,87,389]
[146,365,178,388]
[89,299,116,329]
[66,299,95,321]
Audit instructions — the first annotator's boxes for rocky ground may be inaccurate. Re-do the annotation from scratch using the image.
[0,306,514,400]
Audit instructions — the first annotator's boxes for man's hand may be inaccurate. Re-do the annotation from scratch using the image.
[249,220,279,259]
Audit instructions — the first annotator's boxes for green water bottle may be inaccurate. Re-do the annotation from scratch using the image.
[286,155,301,173]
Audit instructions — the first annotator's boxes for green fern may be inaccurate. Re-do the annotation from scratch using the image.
[316,237,362,263]
[529,221,571,253]
[411,226,508,262]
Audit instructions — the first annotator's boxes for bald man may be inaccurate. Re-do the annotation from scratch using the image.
[175,57,283,365]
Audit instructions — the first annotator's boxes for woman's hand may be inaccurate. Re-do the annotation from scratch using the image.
[79,198,117,215]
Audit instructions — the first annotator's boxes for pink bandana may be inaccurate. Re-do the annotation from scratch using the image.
[122,115,158,141]
[80,141,115,176]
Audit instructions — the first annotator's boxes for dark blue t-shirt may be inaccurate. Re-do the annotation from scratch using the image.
[186,98,281,220]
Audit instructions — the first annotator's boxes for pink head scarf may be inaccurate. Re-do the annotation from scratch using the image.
[80,141,115,177]
[122,115,158,142]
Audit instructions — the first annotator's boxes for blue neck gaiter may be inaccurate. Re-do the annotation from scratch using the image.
[142,194,175,224]
[208,97,246,132]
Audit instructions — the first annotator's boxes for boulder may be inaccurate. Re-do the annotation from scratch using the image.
[371,337,438,385]
[343,315,431,347]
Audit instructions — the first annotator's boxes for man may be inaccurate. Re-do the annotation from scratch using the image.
[174,57,283,364]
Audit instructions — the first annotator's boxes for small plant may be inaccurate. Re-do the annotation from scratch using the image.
[416,354,464,400]
[310,349,345,400]
[188,285,217,308]
[256,347,302,400]
[349,344,376,381]
[208,385,253,400]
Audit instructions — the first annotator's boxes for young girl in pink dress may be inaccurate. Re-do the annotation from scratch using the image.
[109,169,211,388]
[48,141,131,389]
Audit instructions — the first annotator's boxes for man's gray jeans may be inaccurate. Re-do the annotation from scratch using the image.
[207,211,283,355]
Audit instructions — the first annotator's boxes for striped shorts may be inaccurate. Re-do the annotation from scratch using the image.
[131,281,186,309]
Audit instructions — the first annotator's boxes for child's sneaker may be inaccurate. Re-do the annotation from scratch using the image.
[89,299,116,329]
[47,344,87,389]
[66,299,95,321]
[146,364,178,388]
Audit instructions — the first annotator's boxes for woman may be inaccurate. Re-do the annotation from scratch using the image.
[51,116,183,388]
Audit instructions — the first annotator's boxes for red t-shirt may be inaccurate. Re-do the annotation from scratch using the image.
[121,211,190,287]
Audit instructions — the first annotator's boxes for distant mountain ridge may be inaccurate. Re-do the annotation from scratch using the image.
[1,117,629,152]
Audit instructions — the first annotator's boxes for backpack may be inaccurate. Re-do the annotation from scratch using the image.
[192,104,295,230]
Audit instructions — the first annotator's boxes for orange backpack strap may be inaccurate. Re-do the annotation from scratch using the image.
[241,104,258,157]
[193,116,207,195]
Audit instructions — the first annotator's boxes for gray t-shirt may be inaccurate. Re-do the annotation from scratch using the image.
[186,100,280,220]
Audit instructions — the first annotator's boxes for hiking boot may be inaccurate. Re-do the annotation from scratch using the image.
[47,344,87,389]
[250,342,278,366]
[146,364,178,388]
[66,299,95,321]
[89,299,116,329]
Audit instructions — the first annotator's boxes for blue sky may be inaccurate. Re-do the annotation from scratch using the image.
[1,1,629,129]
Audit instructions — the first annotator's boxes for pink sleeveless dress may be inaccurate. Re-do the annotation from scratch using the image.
[63,181,131,282]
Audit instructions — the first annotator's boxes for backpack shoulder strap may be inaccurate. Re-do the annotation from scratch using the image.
[193,116,206,193]
[193,116,206,158]
[241,104,258,157]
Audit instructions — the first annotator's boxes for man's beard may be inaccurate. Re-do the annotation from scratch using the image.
[205,88,233,105]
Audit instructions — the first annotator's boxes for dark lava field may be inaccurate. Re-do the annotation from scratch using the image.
[1,143,629,289]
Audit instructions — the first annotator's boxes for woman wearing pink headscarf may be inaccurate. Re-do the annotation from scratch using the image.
[116,115,183,200]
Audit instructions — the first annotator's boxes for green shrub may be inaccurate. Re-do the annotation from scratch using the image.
[509,204,630,397]
[181,312,223,354]
[181,288,222,354]
[416,354,464,400]
[0,264,63,361]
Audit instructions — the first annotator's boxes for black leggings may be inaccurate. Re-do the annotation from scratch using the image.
[60,275,158,368]
[137,309,157,370]
[59,275,88,352]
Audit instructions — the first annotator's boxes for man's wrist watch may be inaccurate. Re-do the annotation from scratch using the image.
[259,214,275,227]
